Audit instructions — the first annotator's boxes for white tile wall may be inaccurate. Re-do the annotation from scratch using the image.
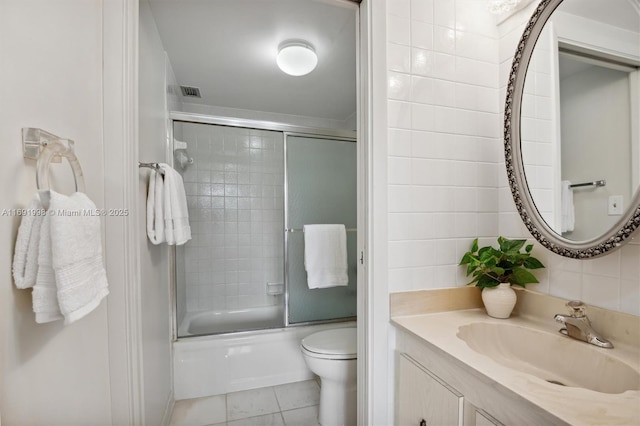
[180,123,284,312]
[387,0,640,316]
[387,0,502,292]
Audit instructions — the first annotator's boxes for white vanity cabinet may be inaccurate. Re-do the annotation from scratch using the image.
[396,353,502,426]
[394,328,566,426]
[396,354,463,426]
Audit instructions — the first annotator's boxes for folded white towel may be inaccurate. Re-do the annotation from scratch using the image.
[146,169,166,244]
[12,194,46,289]
[303,224,349,289]
[33,208,63,324]
[159,163,191,246]
[48,190,109,324]
[561,180,575,233]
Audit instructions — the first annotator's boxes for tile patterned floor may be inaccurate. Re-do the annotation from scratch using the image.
[170,380,321,426]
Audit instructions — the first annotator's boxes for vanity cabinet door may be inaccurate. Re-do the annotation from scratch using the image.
[396,354,463,426]
[463,402,504,426]
[475,411,503,426]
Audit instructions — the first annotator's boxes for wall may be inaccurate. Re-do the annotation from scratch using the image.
[383,0,640,317]
[497,2,640,315]
[138,0,175,423]
[0,0,112,424]
[386,0,502,293]
[560,65,632,240]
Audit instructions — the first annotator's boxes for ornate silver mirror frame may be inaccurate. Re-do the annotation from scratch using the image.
[505,0,640,258]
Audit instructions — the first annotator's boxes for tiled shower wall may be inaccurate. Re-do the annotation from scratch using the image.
[179,123,284,312]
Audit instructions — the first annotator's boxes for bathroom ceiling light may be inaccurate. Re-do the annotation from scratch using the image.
[277,41,318,76]
[486,0,522,14]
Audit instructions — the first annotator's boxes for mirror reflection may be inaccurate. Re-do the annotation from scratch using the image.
[520,0,640,241]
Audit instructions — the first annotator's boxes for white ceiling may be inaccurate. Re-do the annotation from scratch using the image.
[147,0,357,122]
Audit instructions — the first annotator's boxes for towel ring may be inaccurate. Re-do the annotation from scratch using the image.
[36,139,86,193]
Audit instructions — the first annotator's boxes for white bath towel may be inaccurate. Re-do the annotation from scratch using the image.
[159,163,191,246]
[561,180,575,233]
[303,224,349,289]
[32,208,63,324]
[146,169,166,244]
[49,190,109,324]
[12,193,46,289]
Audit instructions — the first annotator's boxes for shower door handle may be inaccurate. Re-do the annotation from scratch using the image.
[359,251,364,265]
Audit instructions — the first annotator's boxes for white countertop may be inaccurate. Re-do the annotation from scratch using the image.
[392,309,640,425]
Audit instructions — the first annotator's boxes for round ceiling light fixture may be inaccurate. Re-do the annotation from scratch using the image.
[276,40,318,76]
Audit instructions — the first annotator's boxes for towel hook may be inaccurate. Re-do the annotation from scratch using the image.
[23,128,86,192]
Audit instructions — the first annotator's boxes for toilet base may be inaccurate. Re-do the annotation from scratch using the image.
[318,378,357,426]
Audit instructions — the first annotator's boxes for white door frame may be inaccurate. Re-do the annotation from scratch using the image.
[102,0,390,424]
[103,0,145,424]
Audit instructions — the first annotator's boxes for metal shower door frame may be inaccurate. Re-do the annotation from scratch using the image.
[167,112,356,339]
[283,132,357,327]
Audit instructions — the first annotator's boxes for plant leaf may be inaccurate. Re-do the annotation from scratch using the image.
[525,244,533,253]
[524,257,545,269]
[489,267,505,276]
[471,238,479,253]
[510,267,539,285]
[459,252,473,265]
[477,274,499,288]
[499,237,526,253]
[466,263,476,276]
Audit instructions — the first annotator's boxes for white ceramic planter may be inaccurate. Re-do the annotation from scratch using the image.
[481,283,517,319]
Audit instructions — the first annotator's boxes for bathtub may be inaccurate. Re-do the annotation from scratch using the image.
[173,309,356,400]
[178,306,285,337]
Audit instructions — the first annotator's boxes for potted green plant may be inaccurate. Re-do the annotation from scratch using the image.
[459,237,545,318]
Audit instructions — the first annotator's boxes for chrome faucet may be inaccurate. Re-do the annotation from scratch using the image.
[554,300,613,349]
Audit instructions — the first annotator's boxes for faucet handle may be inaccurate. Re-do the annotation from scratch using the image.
[566,300,586,318]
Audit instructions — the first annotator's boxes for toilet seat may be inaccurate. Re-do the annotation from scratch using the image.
[301,327,357,360]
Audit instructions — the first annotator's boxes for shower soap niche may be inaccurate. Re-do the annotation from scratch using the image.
[267,282,284,296]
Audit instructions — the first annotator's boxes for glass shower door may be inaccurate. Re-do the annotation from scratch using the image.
[286,135,357,324]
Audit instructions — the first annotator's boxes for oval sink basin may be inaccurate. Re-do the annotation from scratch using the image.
[457,322,640,394]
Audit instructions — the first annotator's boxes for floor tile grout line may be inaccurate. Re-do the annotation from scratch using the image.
[271,385,284,413]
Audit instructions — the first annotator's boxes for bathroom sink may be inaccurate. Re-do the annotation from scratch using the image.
[456,322,640,394]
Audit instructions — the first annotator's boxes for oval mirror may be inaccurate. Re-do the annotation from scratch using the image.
[506,0,640,258]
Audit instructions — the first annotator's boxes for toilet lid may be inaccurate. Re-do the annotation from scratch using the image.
[301,328,357,358]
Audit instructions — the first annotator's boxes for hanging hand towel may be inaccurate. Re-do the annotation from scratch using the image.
[159,163,191,245]
[12,194,46,289]
[303,224,349,289]
[49,190,109,324]
[146,169,166,244]
[32,203,63,324]
[561,180,575,233]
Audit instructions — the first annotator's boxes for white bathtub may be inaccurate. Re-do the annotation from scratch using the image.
[178,306,284,336]
[173,309,356,400]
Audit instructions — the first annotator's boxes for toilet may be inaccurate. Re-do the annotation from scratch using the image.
[301,327,357,426]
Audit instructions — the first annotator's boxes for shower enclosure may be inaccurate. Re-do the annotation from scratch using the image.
[172,114,357,338]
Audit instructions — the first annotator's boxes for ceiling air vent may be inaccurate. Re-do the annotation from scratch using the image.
[180,86,201,98]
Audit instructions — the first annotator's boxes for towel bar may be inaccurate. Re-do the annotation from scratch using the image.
[138,162,163,173]
[22,128,86,192]
[569,180,606,188]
